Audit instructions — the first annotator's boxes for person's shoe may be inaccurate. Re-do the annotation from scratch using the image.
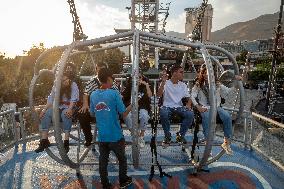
[35,139,50,153]
[221,142,233,155]
[162,136,171,148]
[138,137,145,148]
[84,140,93,147]
[120,176,132,189]
[64,140,70,153]
[176,132,187,144]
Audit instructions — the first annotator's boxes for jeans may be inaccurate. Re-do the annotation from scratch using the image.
[201,107,232,139]
[99,138,128,186]
[124,109,150,131]
[40,108,72,132]
[77,111,93,143]
[160,106,194,138]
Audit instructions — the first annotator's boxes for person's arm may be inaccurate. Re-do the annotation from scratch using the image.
[79,77,99,113]
[141,81,152,97]
[191,84,207,113]
[115,91,131,119]
[123,104,132,119]
[65,82,79,118]
[157,80,166,97]
[157,72,168,97]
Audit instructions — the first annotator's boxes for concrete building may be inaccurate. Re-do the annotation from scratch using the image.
[184,4,213,41]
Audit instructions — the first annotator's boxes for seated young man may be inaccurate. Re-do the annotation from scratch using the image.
[157,64,194,147]
[89,68,132,189]
[77,62,119,147]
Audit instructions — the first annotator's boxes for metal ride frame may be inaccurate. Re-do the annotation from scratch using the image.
[27,29,245,173]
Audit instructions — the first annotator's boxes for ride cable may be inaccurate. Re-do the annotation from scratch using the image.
[191,0,208,42]
[67,0,87,41]
[149,92,172,181]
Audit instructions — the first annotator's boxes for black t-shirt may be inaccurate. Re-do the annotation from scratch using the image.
[122,82,151,112]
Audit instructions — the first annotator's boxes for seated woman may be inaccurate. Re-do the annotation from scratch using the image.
[191,64,242,155]
[122,74,152,148]
[35,64,79,153]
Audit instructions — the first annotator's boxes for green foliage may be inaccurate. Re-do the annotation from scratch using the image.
[0,44,126,107]
[236,50,248,62]
[247,70,269,81]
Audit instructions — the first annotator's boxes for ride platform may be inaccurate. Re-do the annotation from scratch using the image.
[0,130,283,189]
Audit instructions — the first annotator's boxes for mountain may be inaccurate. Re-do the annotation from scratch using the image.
[211,12,283,42]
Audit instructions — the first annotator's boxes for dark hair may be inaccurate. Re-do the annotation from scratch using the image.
[170,64,182,75]
[64,62,76,81]
[97,62,108,69]
[98,68,113,84]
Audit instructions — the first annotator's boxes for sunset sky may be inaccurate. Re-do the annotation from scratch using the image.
[0,0,280,57]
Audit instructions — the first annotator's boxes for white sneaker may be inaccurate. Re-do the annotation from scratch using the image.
[221,142,233,155]
[138,137,145,148]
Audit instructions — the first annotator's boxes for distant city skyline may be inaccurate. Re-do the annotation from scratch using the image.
[0,0,281,57]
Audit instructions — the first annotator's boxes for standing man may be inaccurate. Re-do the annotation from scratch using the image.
[90,68,132,189]
[78,62,118,147]
[157,64,194,147]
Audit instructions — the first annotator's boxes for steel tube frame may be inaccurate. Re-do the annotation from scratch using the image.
[131,30,140,168]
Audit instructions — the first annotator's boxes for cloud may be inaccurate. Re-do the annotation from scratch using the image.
[76,1,130,38]
[166,12,186,33]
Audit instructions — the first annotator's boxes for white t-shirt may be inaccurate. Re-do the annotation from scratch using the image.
[162,80,190,108]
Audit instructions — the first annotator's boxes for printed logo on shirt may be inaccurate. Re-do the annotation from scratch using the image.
[95,102,110,111]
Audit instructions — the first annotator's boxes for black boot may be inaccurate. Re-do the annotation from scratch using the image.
[64,140,70,153]
[35,139,50,153]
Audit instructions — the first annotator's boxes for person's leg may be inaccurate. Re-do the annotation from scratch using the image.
[61,109,73,153]
[201,111,210,139]
[78,111,93,146]
[35,108,52,153]
[138,109,149,147]
[124,112,132,131]
[110,138,132,187]
[160,106,172,139]
[99,142,111,187]
[217,107,233,155]
[139,109,149,137]
[176,107,194,137]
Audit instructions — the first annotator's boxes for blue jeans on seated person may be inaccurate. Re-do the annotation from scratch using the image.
[40,108,73,132]
[160,106,194,138]
[201,107,232,139]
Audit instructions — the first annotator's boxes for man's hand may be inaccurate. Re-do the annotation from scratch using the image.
[235,75,243,81]
[197,105,208,113]
[160,71,168,82]
[65,108,73,118]
[39,109,47,119]
[79,105,89,113]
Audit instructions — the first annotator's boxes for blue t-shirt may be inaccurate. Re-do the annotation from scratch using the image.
[90,89,126,142]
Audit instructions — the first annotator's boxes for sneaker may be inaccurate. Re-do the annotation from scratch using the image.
[84,140,93,147]
[162,136,171,148]
[35,139,50,153]
[120,176,132,189]
[176,132,187,144]
[138,137,145,148]
[221,142,233,155]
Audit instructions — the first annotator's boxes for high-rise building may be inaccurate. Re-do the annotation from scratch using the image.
[184,4,213,41]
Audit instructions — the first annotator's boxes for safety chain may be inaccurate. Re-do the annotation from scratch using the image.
[67,0,87,41]
[191,0,208,42]
[266,0,284,110]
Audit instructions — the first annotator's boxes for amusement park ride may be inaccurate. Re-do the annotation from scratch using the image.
[0,0,283,188]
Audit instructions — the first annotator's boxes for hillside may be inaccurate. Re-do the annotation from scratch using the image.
[211,12,283,42]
